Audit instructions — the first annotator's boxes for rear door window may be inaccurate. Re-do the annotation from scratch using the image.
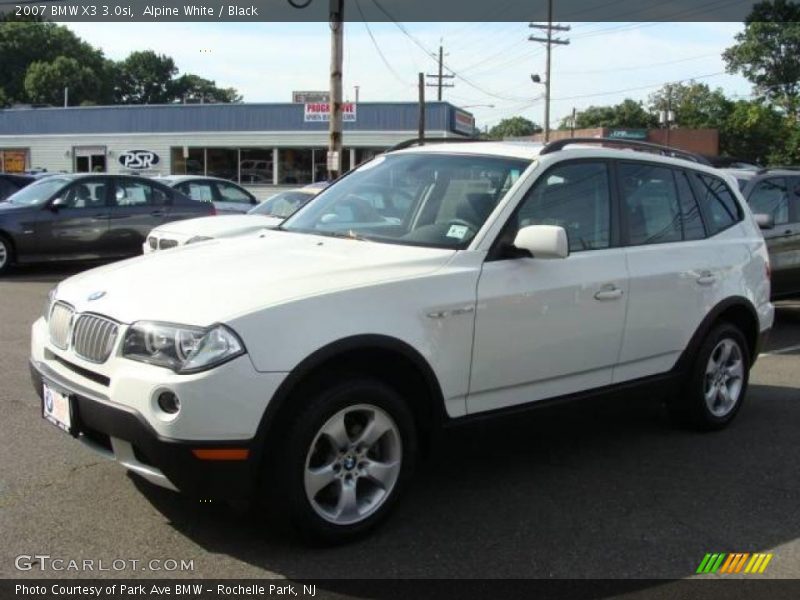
[619,163,682,246]
[113,180,169,207]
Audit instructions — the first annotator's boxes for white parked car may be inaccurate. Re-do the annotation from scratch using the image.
[31,139,773,543]
[144,187,322,252]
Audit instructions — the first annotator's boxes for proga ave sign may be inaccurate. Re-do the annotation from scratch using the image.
[119,150,160,170]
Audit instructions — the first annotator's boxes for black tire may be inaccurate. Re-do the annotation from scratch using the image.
[668,322,751,431]
[0,234,12,275]
[264,377,417,544]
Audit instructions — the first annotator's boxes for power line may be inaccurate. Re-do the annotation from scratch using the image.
[369,0,532,103]
[550,71,728,103]
[558,53,719,76]
[354,0,411,87]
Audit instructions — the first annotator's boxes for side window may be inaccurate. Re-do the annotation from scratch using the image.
[215,182,252,204]
[0,178,18,200]
[178,182,214,203]
[514,161,611,252]
[61,181,108,209]
[113,180,168,207]
[675,170,706,241]
[619,162,681,246]
[694,174,742,235]
[748,177,789,226]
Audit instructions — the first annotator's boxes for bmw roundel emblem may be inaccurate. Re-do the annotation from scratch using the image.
[88,291,106,301]
[44,388,53,413]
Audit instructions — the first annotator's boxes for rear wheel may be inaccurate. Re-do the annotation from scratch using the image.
[669,323,750,430]
[267,377,417,544]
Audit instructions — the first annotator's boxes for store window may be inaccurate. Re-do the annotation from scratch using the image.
[354,148,384,168]
[0,149,29,173]
[73,146,106,173]
[170,147,205,176]
[206,148,238,181]
[240,148,273,184]
[279,148,313,184]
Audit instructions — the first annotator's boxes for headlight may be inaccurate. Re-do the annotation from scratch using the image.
[122,322,245,373]
[186,236,214,245]
[43,287,56,322]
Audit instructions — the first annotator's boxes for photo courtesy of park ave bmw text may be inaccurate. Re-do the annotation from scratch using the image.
[1,0,799,598]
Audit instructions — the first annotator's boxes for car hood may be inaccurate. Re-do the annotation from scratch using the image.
[0,202,34,214]
[55,231,457,325]
[154,214,283,237]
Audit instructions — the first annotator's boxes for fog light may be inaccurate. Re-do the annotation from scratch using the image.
[157,391,180,414]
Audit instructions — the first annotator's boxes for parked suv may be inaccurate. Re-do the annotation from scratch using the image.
[725,167,800,299]
[30,140,773,542]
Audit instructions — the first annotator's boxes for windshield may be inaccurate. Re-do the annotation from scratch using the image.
[251,191,314,218]
[282,153,530,248]
[5,176,70,206]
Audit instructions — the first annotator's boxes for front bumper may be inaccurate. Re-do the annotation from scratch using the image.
[30,358,257,503]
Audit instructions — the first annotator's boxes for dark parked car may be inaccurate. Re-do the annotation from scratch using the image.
[0,174,36,202]
[0,174,214,274]
[726,167,800,299]
[157,176,259,214]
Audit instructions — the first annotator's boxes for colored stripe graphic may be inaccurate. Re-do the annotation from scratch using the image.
[699,553,774,575]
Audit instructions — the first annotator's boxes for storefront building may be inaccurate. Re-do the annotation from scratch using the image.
[0,102,475,190]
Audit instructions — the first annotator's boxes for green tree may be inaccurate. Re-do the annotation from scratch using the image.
[562,98,656,129]
[720,99,787,163]
[24,56,102,105]
[0,20,112,104]
[647,82,732,129]
[723,0,800,118]
[486,116,542,140]
[172,73,242,104]
[114,50,178,104]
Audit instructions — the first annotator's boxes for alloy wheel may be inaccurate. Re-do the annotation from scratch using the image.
[703,338,744,417]
[304,403,402,526]
[0,239,7,270]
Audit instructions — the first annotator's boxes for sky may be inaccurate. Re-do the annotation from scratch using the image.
[65,21,754,130]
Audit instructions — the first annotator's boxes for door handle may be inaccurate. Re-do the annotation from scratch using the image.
[150,210,165,217]
[91,214,106,220]
[594,284,623,301]
[697,271,716,286]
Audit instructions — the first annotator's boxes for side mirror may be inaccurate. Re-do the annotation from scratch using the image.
[513,225,569,259]
[754,213,774,230]
[49,196,67,211]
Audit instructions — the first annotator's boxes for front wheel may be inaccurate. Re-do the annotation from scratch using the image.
[0,235,11,275]
[269,378,417,543]
[669,323,751,431]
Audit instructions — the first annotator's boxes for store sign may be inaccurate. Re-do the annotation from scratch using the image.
[304,102,357,123]
[454,110,476,135]
[119,150,160,170]
[293,91,330,103]
[608,129,648,140]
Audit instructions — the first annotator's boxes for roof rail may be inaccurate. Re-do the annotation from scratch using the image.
[539,137,712,166]
[385,137,482,153]
[756,165,800,174]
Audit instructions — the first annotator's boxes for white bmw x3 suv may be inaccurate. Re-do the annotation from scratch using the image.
[31,139,773,543]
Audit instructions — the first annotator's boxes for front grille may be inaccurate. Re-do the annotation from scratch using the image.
[72,314,119,363]
[159,238,178,250]
[148,236,157,249]
[48,302,74,349]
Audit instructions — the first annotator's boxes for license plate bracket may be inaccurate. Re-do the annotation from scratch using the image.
[42,380,75,435]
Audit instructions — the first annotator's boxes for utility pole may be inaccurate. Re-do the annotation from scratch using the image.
[64,87,69,108]
[418,72,426,144]
[570,107,576,138]
[426,44,454,101]
[529,0,570,142]
[354,85,360,103]
[328,0,344,180]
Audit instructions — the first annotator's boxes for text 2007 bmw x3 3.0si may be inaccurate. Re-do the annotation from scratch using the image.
[30,139,774,543]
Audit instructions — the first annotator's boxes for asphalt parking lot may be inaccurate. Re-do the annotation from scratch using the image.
[1,262,798,584]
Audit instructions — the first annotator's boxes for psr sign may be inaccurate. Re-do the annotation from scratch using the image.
[119,150,160,170]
